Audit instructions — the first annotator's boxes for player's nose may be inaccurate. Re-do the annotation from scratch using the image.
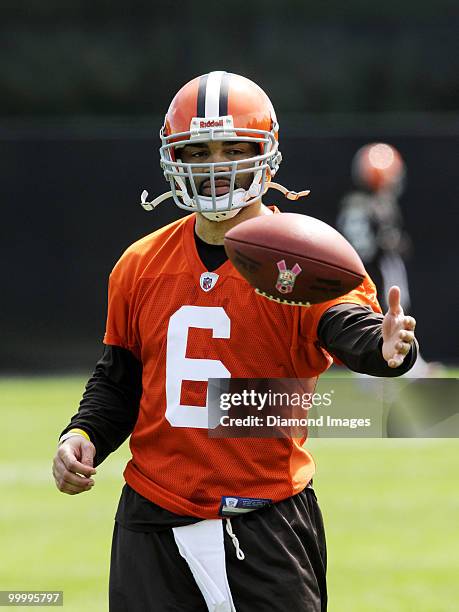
[207,153,231,169]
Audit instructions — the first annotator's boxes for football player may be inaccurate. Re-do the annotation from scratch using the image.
[337,143,409,310]
[53,72,418,612]
[337,142,437,377]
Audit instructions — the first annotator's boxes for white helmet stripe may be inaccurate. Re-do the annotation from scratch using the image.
[204,71,226,117]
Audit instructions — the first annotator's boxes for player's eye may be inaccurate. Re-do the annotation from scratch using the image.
[190,151,208,158]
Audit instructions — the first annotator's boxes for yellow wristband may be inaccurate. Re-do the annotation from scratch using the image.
[67,428,91,442]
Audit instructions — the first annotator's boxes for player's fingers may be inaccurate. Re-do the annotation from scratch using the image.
[388,353,405,368]
[53,456,94,492]
[81,444,95,469]
[58,446,96,478]
[403,316,416,330]
[53,465,93,493]
[399,330,415,343]
[55,475,94,495]
[53,456,94,489]
[396,341,411,355]
[60,468,94,490]
[58,479,94,495]
[388,286,403,316]
[52,455,68,485]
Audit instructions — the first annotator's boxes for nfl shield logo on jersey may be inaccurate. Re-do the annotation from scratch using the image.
[200,272,219,292]
[224,497,239,508]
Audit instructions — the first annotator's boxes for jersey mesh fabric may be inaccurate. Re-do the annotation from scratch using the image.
[104,209,381,518]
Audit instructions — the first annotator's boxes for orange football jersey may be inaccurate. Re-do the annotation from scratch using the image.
[103,209,381,518]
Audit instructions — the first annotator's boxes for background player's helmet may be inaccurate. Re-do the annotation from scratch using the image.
[155,71,282,219]
[352,143,406,194]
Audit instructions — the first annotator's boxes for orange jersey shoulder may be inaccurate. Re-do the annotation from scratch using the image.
[109,214,191,293]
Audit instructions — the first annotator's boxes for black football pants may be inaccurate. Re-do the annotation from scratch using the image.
[109,486,327,611]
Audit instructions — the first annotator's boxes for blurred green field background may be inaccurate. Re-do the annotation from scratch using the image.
[1,373,458,611]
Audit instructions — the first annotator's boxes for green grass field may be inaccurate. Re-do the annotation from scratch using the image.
[1,374,458,611]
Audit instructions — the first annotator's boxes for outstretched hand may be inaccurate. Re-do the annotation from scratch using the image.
[382,286,417,368]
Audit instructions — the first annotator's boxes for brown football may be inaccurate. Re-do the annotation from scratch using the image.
[224,213,366,306]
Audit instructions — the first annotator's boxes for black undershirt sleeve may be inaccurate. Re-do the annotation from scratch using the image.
[59,344,142,467]
[317,303,418,376]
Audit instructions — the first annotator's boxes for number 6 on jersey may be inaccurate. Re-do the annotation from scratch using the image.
[165,305,231,428]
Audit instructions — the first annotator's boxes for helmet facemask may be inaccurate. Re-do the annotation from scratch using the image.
[159,118,282,215]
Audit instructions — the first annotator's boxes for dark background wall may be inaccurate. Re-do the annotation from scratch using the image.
[1,1,459,115]
[1,2,458,371]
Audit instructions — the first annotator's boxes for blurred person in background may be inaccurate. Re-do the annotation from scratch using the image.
[337,143,411,311]
[52,73,418,612]
[337,143,438,377]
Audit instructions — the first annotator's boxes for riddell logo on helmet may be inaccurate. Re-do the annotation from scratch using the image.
[200,119,224,128]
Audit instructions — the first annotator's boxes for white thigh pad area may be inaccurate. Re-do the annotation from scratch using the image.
[172,520,236,612]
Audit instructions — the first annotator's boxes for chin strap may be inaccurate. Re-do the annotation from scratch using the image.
[140,181,310,212]
[140,189,182,211]
[267,182,310,200]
